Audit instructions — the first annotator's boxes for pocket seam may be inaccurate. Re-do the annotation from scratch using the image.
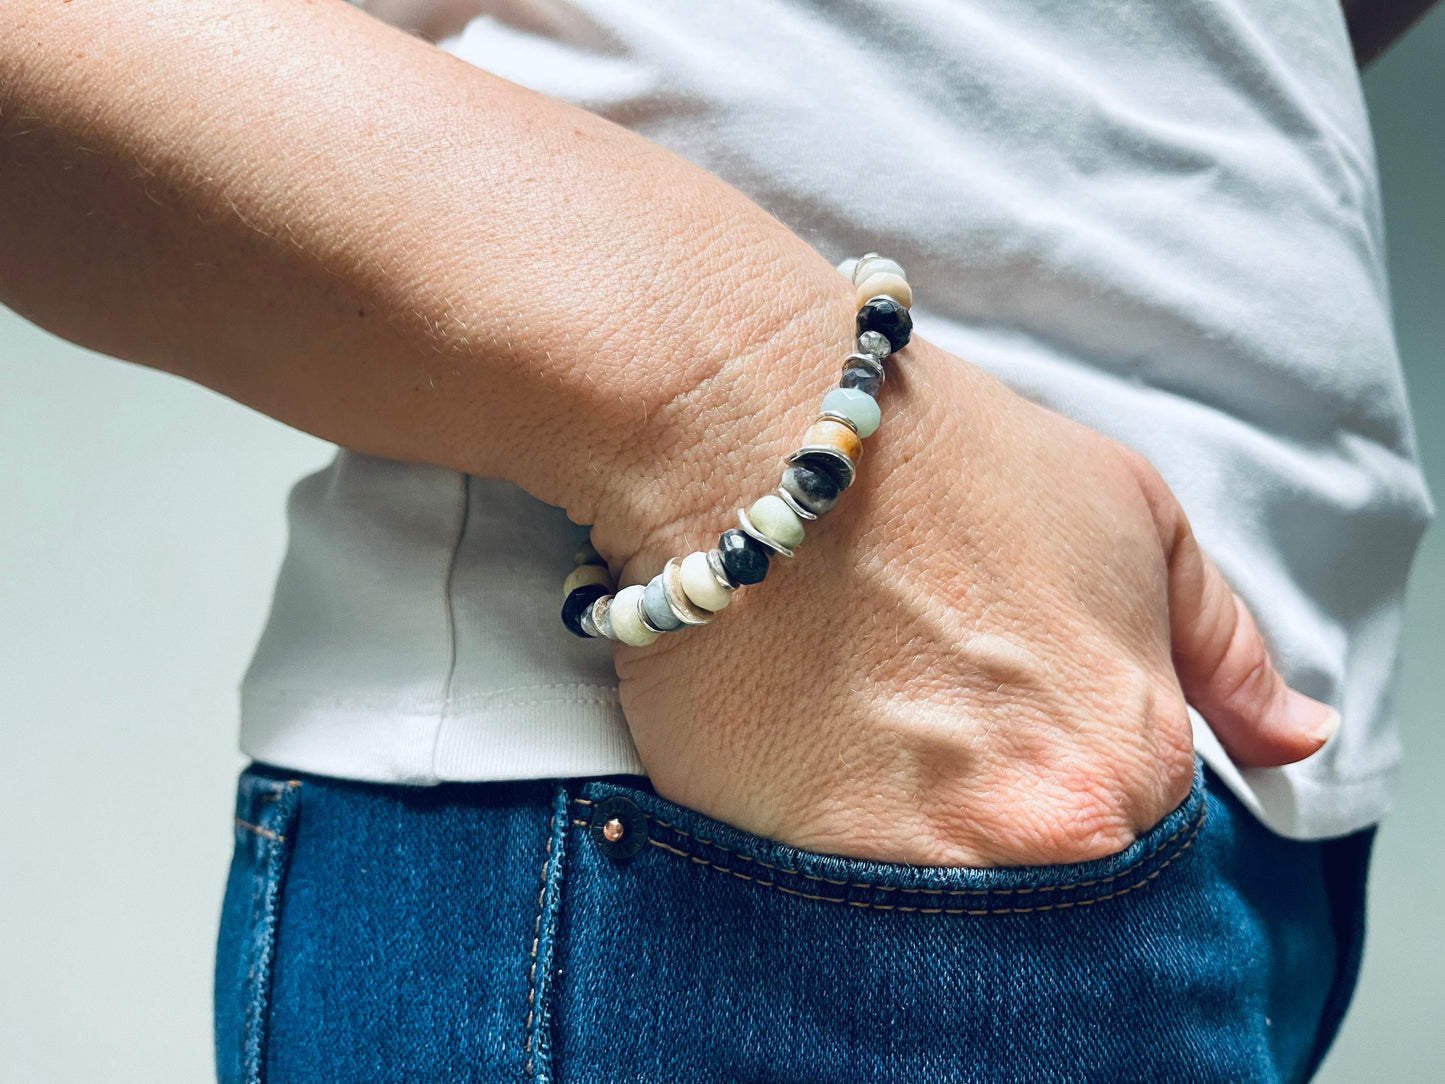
[219,774,302,1084]
[234,817,287,843]
[572,794,1207,915]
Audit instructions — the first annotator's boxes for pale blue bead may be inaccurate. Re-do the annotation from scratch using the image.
[643,575,684,631]
[821,387,881,439]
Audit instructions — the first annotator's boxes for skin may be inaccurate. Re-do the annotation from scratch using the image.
[0,0,1336,866]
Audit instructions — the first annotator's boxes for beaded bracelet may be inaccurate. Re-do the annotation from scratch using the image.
[560,253,914,645]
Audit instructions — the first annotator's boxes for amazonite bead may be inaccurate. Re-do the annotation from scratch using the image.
[855,272,913,310]
[680,550,731,612]
[563,563,611,597]
[748,494,805,550]
[610,584,659,647]
[821,387,881,438]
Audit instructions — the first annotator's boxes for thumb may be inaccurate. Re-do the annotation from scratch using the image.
[1165,523,1338,768]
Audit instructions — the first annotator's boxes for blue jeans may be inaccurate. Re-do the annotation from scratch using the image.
[216,759,1371,1083]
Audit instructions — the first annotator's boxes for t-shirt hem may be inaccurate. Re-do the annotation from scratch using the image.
[238,684,647,785]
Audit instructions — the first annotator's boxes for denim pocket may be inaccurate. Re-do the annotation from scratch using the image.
[574,757,1206,915]
[214,770,301,1084]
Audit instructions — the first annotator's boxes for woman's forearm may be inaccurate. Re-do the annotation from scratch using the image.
[0,0,851,524]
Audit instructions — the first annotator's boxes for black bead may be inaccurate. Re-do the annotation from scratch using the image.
[561,584,609,638]
[718,529,770,586]
[856,296,912,353]
[840,366,882,397]
[782,463,840,516]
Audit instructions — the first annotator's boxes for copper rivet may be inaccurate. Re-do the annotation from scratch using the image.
[602,817,626,843]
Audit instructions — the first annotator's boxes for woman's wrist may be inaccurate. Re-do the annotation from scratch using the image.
[564,256,916,644]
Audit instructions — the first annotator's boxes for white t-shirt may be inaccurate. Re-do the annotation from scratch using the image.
[240,0,1431,840]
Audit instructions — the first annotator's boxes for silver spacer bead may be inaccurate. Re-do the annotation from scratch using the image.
[787,446,857,490]
[662,557,715,625]
[775,485,818,521]
[856,330,891,359]
[637,595,667,634]
[817,409,860,435]
[737,507,795,558]
[589,594,616,640]
[706,548,739,591]
[853,254,907,285]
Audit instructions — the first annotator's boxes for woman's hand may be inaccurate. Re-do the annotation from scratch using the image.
[586,275,1336,869]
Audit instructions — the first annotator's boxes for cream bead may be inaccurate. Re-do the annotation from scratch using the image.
[855,272,913,310]
[563,563,611,597]
[609,584,659,647]
[680,550,731,612]
[748,494,806,550]
[852,255,906,285]
[573,538,604,566]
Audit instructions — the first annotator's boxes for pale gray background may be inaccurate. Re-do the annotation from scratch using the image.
[1,11,1440,1080]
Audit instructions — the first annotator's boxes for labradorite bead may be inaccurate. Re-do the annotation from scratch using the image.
[748,494,805,550]
[857,296,913,353]
[840,366,883,397]
[821,387,881,438]
[782,463,840,516]
[561,584,609,638]
[719,529,769,585]
[643,575,684,631]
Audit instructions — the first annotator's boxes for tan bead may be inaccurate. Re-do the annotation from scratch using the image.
[800,418,863,466]
[855,272,912,310]
[563,563,611,597]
